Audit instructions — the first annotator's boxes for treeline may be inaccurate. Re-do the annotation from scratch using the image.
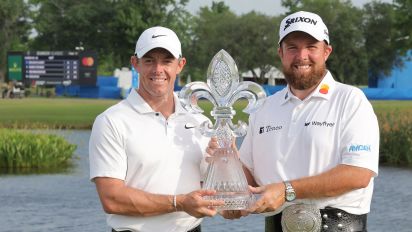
[1,0,411,85]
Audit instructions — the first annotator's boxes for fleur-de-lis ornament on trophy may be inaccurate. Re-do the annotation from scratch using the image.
[179,50,266,210]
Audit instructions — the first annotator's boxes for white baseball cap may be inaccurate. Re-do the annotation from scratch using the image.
[278,11,329,44]
[135,26,182,58]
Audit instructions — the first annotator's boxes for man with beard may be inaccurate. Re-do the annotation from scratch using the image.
[212,11,379,231]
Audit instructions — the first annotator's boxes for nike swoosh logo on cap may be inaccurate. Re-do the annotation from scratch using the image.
[152,34,166,38]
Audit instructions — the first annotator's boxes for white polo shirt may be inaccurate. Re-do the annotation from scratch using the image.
[89,90,210,232]
[240,71,379,215]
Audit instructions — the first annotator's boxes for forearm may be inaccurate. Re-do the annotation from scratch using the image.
[95,177,175,217]
[291,164,374,199]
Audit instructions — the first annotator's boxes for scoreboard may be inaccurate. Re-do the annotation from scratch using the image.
[7,51,97,86]
[24,51,79,82]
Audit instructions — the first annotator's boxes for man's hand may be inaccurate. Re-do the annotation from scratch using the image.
[248,183,285,213]
[178,190,225,218]
[205,137,238,163]
[220,210,249,220]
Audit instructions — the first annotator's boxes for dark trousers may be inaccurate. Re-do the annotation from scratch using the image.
[265,213,282,232]
[265,207,367,232]
[112,224,201,232]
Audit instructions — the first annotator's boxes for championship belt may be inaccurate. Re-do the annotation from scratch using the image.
[281,204,322,232]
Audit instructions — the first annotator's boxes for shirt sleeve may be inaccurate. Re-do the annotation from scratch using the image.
[340,88,380,176]
[89,113,127,181]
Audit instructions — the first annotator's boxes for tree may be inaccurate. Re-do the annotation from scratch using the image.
[186,2,280,84]
[362,2,398,87]
[29,0,190,74]
[393,0,412,53]
[232,12,280,84]
[0,0,30,82]
[29,0,121,72]
[185,2,238,81]
[106,0,191,71]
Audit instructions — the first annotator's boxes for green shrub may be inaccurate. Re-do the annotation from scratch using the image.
[0,129,77,172]
[377,110,412,167]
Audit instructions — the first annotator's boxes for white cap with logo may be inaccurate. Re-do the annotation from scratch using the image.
[135,26,182,58]
[278,11,329,44]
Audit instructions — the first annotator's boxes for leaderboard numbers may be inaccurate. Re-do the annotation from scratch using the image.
[65,60,78,79]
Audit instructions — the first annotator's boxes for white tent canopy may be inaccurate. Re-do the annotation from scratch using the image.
[241,66,284,85]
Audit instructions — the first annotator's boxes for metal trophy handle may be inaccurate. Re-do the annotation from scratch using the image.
[179,50,266,210]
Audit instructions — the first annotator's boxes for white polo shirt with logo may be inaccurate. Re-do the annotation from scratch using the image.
[89,89,210,232]
[240,71,379,215]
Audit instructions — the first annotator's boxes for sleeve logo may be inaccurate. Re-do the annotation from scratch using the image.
[348,144,371,152]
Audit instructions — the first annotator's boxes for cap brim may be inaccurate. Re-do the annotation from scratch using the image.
[279,30,328,45]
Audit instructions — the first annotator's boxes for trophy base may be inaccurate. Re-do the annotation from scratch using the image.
[204,192,255,210]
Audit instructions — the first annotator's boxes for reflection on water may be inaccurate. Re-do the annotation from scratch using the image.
[0,130,411,232]
[0,166,75,175]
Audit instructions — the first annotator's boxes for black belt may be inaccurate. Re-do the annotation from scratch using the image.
[265,207,367,232]
[112,224,201,232]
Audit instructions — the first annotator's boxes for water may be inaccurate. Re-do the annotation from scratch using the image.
[0,130,411,232]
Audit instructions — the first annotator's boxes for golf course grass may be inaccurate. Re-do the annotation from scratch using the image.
[0,97,254,129]
[0,97,411,129]
[0,98,119,129]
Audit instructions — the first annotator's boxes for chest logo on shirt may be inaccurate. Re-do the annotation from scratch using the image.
[184,123,196,129]
[259,125,283,134]
[319,84,329,94]
[304,121,335,127]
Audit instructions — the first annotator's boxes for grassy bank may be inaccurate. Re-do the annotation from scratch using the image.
[0,97,249,129]
[1,98,411,129]
[0,98,119,129]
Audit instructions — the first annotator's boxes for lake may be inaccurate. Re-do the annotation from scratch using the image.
[0,130,411,231]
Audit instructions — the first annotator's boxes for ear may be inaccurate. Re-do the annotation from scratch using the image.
[277,46,283,60]
[130,55,139,72]
[176,57,186,75]
[324,45,333,61]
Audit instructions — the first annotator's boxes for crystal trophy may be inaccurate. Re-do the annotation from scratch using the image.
[179,50,266,210]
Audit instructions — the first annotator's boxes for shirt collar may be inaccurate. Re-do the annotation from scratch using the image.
[174,93,188,115]
[311,71,335,100]
[281,70,335,105]
[280,87,292,105]
[126,89,187,115]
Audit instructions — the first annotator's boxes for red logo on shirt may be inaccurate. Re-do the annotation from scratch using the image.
[319,84,329,94]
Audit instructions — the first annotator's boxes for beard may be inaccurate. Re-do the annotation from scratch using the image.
[282,61,327,90]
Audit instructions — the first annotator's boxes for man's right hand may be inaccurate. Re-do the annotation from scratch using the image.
[205,137,238,163]
[178,189,225,218]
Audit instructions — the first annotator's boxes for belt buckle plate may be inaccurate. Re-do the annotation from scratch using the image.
[281,203,322,232]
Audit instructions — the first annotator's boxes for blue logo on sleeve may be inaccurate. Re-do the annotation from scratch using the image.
[348,144,371,152]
